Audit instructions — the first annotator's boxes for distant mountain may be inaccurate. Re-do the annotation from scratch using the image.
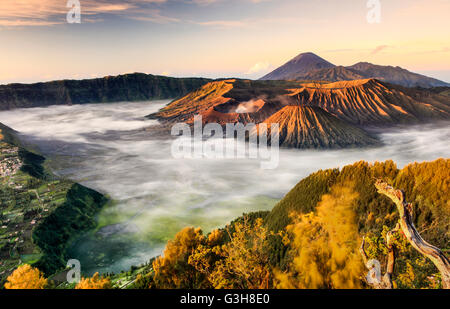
[260,52,335,80]
[260,52,449,88]
[0,73,211,111]
[347,62,448,88]
[254,105,379,148]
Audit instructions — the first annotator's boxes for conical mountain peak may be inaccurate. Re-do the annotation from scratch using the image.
[260,52,335,80]
[256,105,379,148]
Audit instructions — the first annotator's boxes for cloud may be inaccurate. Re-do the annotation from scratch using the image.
[0,0,169,27]
[188,0,219,5]
[129,10,180,23]
[0,0,279,28]
[194,20,247,28]
[246,62,271,75]
[187,0,270,5]
[0,101,448,274]
[371,45,390,55]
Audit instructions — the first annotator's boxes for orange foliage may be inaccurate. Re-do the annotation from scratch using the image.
[75,272,112,289]
[152,227,209,288]
[4,264,48,289]
[191,218,273,289]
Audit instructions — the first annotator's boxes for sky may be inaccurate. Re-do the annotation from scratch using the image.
[0,0,449,84]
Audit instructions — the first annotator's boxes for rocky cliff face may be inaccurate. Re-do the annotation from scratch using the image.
[151,79,236,123]
[0,73,211,111]
[150,79,297,123]
[289,79,450,125]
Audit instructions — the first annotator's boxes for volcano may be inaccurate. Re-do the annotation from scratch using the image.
[150,78,450,149]
[254,105,379,148]
[260,52,449,88]
[260,52,335,81]
[151,78,450,126]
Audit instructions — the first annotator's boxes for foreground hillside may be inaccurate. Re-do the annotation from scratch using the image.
[266,159,449,242]
[0,123,108,285]
[0,73,211,111]
[134,158,448,289]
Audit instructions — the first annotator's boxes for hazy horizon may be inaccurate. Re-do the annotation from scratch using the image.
[1,53,450,86]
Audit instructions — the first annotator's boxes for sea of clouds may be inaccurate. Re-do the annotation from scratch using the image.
[0,101,448,274]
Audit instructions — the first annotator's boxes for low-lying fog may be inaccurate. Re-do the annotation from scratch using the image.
[0,101,448,275]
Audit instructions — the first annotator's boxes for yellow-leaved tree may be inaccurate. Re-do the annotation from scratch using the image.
[276,183,364,289]
[4,264,48,289]
[152,227,209,289]
[204,218,273,289]
[75,272,112,289]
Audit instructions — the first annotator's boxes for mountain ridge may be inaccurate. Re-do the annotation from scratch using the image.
[0,73,211,111]
[260,52,449,88]
[289,78,450,125]
[152,78,450,127]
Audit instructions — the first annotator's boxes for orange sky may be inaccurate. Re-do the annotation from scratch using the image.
[0,0,449,84]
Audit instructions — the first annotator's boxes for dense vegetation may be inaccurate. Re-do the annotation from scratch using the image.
[0,123,108,284]
[267,159,448,248]
[3,264,47,289]
[0,73,211,110]
[3,156,448,289]
[126,159,449,289]
[32,184,108,275]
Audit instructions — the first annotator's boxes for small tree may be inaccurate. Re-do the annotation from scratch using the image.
[205,218,273,289]
[152,227,209,289]
[361,180,450,289]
